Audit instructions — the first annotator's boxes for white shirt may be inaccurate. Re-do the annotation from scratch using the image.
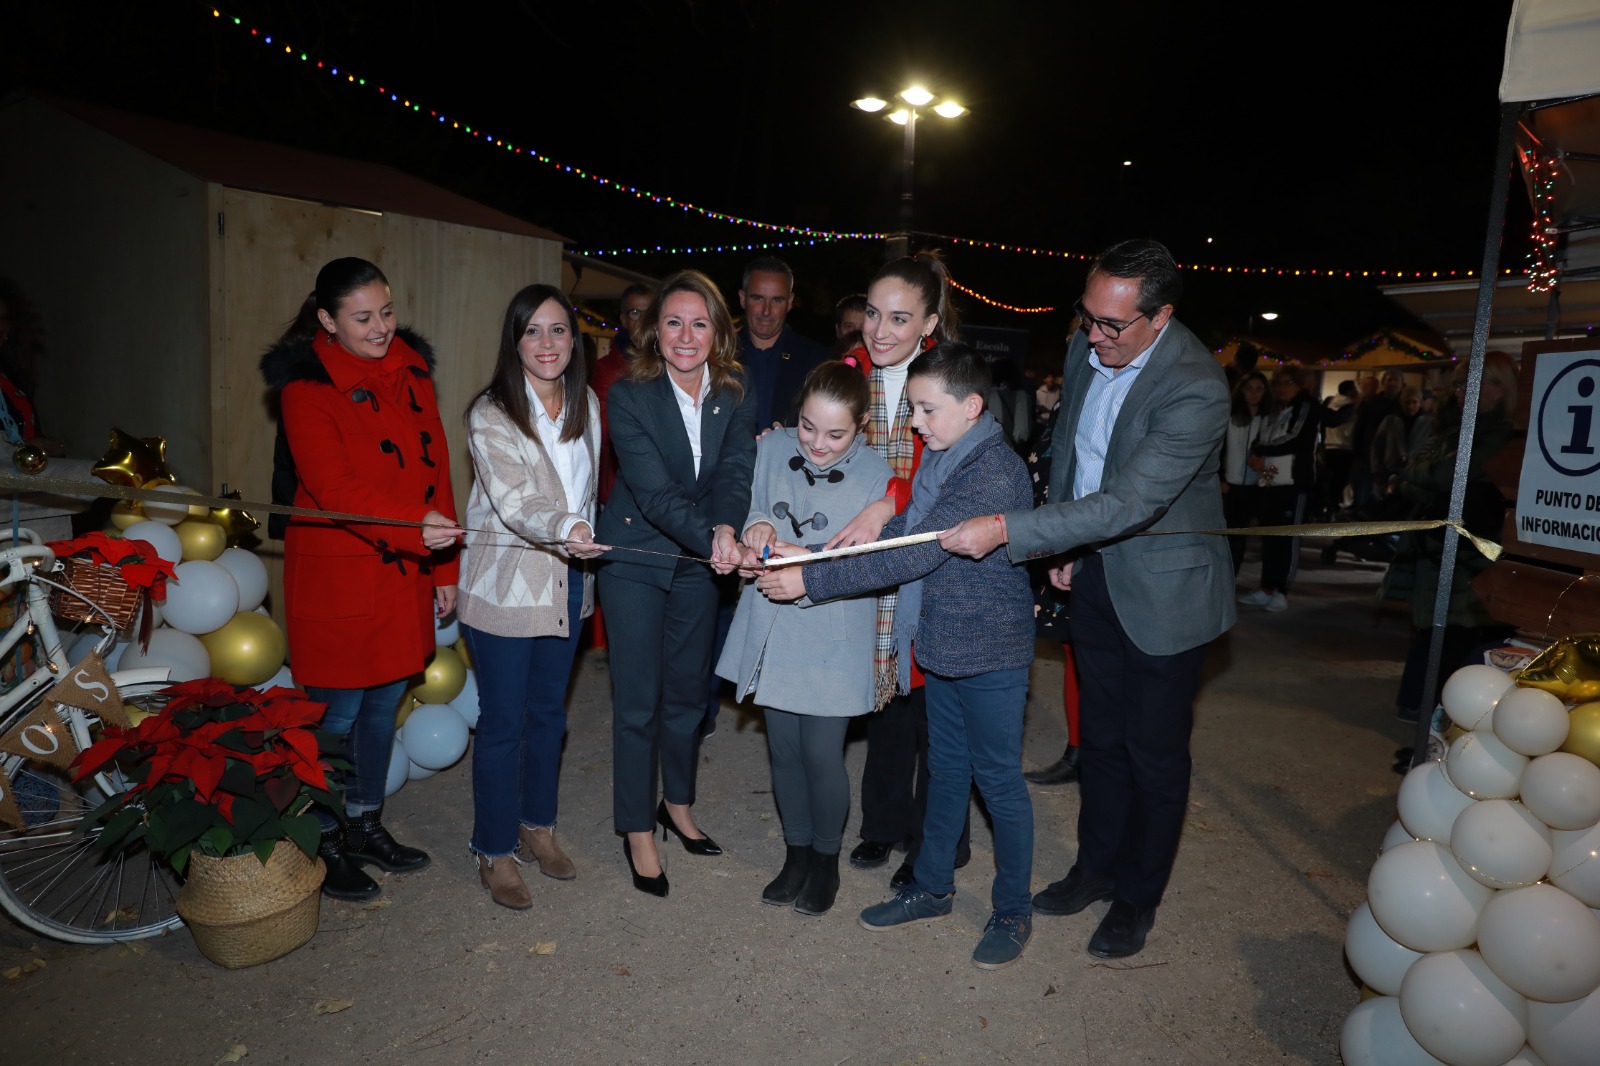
[1072,336,1159,499]
[881,357,913,430]
[525,378,593,539]
[669,365,712,476]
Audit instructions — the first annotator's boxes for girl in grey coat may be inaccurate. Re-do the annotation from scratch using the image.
[718,361,891,915]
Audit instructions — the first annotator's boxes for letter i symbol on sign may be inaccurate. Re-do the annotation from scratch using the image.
[1562,375,1596,456]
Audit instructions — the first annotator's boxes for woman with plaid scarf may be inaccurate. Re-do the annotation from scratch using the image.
[825,252,971,889]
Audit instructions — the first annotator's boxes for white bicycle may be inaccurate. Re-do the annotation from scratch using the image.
[0,527,182,943]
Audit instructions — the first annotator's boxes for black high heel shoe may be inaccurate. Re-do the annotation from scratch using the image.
[623,836,668,898]
[656,800,723,857]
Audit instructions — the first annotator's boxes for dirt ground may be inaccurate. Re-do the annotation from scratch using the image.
[4,542,1414,1066]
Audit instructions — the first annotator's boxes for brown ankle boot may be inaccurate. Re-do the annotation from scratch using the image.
[476,854,532,910]
[517,825,577,880]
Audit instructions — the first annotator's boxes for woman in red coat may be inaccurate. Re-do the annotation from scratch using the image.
[261,257,464,902]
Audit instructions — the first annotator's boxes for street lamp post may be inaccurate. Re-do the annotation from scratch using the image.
[852,87,967,259]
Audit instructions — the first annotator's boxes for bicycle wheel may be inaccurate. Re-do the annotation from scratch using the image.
[0,680,185,944]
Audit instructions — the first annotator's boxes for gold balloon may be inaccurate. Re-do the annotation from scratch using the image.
[1358,984,1381,1002]
[209,489,260,547]
[175,519,226,561]
[395,696,419,729]
[410,645,467,705]
[109,499,145,530]
[12,443,47,475]
[1561,702,1600,768]
[91,428,172,487]
[197,611,287,687]
[1517,635,1600,704]
[453,636,472,668]
[142,479,208,522]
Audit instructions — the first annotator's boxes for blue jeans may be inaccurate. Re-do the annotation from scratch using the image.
[461,575,583,857]
[304,677,412,830]
[913,668,1034,917]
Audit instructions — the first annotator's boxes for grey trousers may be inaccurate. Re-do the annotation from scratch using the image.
[599,560,717,833]
[764,709,851,855]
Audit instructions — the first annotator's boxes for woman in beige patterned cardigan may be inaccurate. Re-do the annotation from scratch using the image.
[457,284,608,910]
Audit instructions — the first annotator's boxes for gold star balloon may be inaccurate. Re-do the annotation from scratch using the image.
[91,428,173,487]
[209,489,260,547]
[1516,634,1600,704]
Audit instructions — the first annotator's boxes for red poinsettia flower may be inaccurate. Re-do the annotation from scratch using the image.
[46,532,177,592]
[72,677,338,873]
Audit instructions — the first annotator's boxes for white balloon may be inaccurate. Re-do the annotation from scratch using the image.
[162,560,240,636]
[1339,996,1448,1066]
[450,669,479,730]
[1399,949,1528,1066]
[1494,688,1571,757]
[406,759,437,781]
[118,627,209,682]
[384,738,409,797]
[1477,884,1600,1004]
[1450,799,1553,889]
[1549,823,1600,907]
[252,664,296,693]
[1527,985,1600,1066]
[213,547,269,612]
[1345,901,1425,997]
[435,615,460,647]
[1447,730,1528,800]
[1382,819,1417,853]
[120,520,182,565]
[1520,753,1600,831]
[399,703,470,770]
[1442,664,1517,732]
[1368,840,1494,952]
[1500,1048,1549,1066]
[1398,760,1475,841]
[142,484,202,525]
[66,630,104,666]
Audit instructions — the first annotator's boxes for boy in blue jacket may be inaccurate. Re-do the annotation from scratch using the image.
[755,343,1036,969]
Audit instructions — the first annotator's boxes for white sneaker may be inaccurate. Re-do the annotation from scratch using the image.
[1237,589,1272,606]
[1263,592,1288,612]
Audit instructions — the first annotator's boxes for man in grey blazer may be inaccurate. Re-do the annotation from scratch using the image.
[941,239,1234,959]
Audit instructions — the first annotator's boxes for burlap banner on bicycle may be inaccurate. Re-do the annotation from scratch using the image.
[0,472,1502,564]
[43,650,129,727]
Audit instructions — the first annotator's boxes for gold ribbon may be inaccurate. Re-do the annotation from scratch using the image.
[1,474,1502,563]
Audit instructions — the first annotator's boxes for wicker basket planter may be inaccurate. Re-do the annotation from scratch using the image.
[176,844,325,969]
[49,556,144,630]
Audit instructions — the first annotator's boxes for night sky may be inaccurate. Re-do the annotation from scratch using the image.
[1,2,1527,365]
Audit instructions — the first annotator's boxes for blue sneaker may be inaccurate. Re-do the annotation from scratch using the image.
[858,884,954,930]
[972,913,1032,969]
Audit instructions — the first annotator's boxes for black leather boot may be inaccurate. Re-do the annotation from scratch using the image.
[761,845,811,906]
[318,827,381,902]
[793,849,840,916]
[344,807,431,873]
[1024,745,1080,786]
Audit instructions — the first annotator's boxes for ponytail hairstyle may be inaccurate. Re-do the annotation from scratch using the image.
[798,359,872,427]
[470,284,589,444]
[627,269,744,401]
[276,257,389,348]
[871,249,960,343]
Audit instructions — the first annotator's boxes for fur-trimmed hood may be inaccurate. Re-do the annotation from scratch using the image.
[260,326,437,391]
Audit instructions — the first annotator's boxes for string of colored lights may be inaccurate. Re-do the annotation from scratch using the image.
[1523,148,1559,293]
[927,233,1517,281]
[208,8,1521,287]
[949,279,1054,314]
[577,237,844,258]
[208,8,884,244]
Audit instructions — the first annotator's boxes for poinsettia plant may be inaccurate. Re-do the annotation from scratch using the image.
[73,679,340,874]
[47,531,177,599]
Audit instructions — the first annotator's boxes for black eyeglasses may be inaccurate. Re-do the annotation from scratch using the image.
[772,501,829,539]
[789,454,845,487]
[1073,299,1148,341]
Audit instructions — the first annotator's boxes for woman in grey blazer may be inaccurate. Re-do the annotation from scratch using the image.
[595,270,756,896]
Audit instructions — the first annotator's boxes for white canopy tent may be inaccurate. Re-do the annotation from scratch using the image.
[1403,0,1600,757]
